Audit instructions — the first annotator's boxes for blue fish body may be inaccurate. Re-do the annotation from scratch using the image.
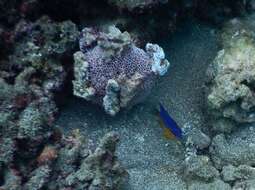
[159,103,183,140]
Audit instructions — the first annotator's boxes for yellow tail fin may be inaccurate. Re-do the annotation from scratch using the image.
[163,128,176,140]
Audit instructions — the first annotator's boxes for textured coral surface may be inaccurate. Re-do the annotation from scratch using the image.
[0,16,127,190]
[206,16,255,132]
[73,26,169,115]
[1,0,255,189]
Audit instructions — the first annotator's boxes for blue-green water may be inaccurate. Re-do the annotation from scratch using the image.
[55,20,218,189]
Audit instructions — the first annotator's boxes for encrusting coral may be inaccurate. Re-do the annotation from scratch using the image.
[73,25,170,116]
[8,16,79,97]
[64,132,128,190]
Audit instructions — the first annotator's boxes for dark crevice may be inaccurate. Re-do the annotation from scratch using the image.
[241,79,255,92]
[0,169,4,186]
[53,55,76,108]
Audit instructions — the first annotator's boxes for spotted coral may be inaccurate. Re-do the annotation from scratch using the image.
[73,25,170,115]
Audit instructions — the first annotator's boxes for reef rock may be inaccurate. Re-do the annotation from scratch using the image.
[209,125,255,169]
[65,132,128,190]
[188,179,231,190]
[222,164,255,182]
[232,179,255,190]
[9,16,79,98]
[107,0,168,11]
[206,16,255,132]
[183,123,211,152]
[184,155,219,181]
[73,26,170,116]
[0,17,127,190]
[1,126,128,190]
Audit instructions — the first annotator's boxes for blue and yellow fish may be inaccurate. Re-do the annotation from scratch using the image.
[156,103,183,141]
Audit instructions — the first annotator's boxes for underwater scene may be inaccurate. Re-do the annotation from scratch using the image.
[1,0,255,189]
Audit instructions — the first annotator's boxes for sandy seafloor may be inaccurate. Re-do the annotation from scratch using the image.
[55,20,219,190]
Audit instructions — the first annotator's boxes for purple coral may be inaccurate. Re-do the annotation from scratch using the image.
[85,45,153,95]
[73,26,170,115]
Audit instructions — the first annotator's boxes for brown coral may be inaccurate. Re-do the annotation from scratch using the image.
[13,94,32,109]
[37,146,58,165]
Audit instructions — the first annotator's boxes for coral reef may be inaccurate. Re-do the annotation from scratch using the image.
[0,90,126,188]
[202,19,255,184]
[0,16,79,162]
[182,124,223,188]
[206,15,255,133]
[1,0,255,189]
[221,165,255,189]
[0,16,127,189]
[73,26,170,116]
[1,128,127,190]
[8,16,79,97]
[64,132,128,190]
[193,15,255,190]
